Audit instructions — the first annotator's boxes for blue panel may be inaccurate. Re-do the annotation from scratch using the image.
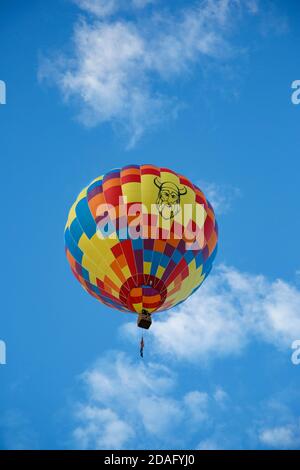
[103,169,120,182]
[159,254,170,268]
[144,249,153,262]
[76,197,97,239]
[97,218,116,238]
[70,218,83,244]
[172,250,183,264]
[122,164,140,170]
[81,266,90,282]
[65,229,83,264]
[184,250,195,264]
[150,251,162,275]
[195,252,204,269]
[131,237,143,250]
[88,178,103,192]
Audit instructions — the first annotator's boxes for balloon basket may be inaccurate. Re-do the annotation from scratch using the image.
[137,310,152,329]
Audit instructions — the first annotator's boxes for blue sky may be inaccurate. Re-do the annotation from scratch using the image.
[0,0,300,450]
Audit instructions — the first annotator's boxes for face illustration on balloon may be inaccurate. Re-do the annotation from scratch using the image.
[154,178,187,219]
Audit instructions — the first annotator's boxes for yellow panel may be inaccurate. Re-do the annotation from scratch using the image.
[181,265,203,301]
[65,187,88,230]
[89,235,116,263]
[143,261,151,275]
[156,265,165,279]
[141,174,158,212]
[81,253,122,290]
[187,258,197,274]
[65,201,77,231]
[121,265,132,280]
[89,175,104,186]
[122,182,141,203]
[81,255,104,279]
[66,176,104,231]
[88,271,98,287]
[132,302,142,313]
[76,229,125,290]
[165,266,204,307]
[78,233,104,265]
[89,234,134,286]
[147,307,157,313]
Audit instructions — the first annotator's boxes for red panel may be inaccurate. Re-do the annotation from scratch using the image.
[104,185,123,207]
[121,174,141,184]
[140,165,160,176]
[121,239,137,277]
[179,175,194,190]
[166,258,187,285]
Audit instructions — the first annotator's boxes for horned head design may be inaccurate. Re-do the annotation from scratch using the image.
[154,177,187,219]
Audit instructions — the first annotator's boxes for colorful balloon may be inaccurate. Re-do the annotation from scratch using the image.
[65,164,218,328]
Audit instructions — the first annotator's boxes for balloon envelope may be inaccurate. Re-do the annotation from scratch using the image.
[65,164,218,315]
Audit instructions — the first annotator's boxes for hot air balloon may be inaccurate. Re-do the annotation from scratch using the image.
[65,164,218,331]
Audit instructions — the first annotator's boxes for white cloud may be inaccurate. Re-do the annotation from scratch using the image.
[40,0,260,146]
[70,351,300,449]
[214,387,229,405]
[244,0,259,15]
[74,0,156,18]
[123,265,300,363]
[83,352,175,403]
[74,0,118,17]
[70,259,300,449]
[197,438,222,450]
[184,391,210,422]
[252,398,300,449]
[132,0,156,8]
[259,424,300,449]
[72,352,215,449]
[138,396,183,436]
[198,180,241,214]
[74,405,134,449]
[0,410,39,450]
[259,5,289,36]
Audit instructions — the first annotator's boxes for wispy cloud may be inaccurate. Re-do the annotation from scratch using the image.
[198,180,241,214]
[71,351,300,450]
[123,264,300,363]
[0,410,39,450]
[71,352,225,449]
[259,424,300,449]
[197,438,222,450]
[40,0,261,147]
[73,405,134,449]
[74,0,157,18]
[255,397,300,449]
[74,0,118,17]
[259,2,289,37]
[213,387,229,406]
